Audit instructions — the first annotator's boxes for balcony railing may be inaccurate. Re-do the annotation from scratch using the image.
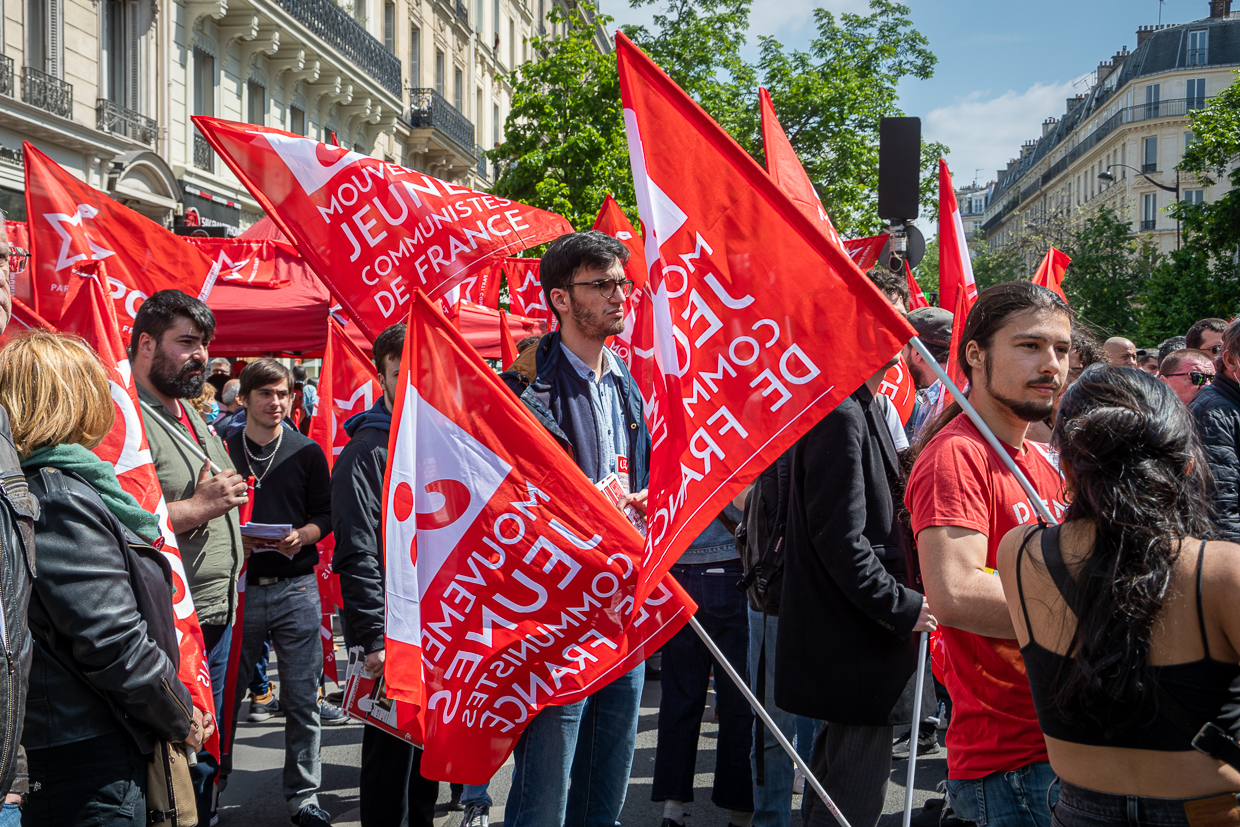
[22,66,72,119]
[406,88,475,154]
[476,144,488,180]
[1139,219,1156,232]
[275,0,401,96]
[0,55,12,99]
[194,133,215,173]
[1187,48,1208,66]
[454,0,467,21]
[1141,162,1157,174]
[97,99,158,146]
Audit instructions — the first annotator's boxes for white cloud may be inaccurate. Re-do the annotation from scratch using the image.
[922,76,1088,188]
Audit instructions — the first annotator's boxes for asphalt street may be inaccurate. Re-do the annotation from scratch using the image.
[219,646,946,827]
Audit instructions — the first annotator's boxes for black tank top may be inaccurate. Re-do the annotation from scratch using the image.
[1017,525,1240,751]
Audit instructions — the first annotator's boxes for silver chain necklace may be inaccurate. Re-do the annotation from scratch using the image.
[244,427,283,488]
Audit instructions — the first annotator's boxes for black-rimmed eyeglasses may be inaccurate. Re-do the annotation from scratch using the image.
[5,247,28,275]
[1163,371,1213,387]
[569,277,635,299]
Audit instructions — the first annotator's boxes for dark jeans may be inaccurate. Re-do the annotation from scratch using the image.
[359,725,439,827]
[25,731,147,827]
[194,621,233,824]
[652,560,754,811]
[1050,781,1223,827]
[249,634,272,695]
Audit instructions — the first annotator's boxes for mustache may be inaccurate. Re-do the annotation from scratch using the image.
[1027,379,1061,390]
[179,359,206,377]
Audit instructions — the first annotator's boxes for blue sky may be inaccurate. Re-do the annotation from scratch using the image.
[601,0,1218,191]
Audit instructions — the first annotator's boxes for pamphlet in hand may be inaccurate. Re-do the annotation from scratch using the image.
[341,646,423,746]
[596,472,647,536]
[240,522,294,553]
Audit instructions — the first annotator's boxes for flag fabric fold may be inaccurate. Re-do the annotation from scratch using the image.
[616,31,917,607]
[23,143,219,334]
[191,119,572,339]
[759,87,843,249]
[937,159,978,315]
[308,317,383,472]
[499,310,520,368]
[379,290,694,783]
[905,262,930,310]
[1031,247,1071,304]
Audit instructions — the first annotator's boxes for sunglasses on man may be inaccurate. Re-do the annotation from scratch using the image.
[1163,371,1214,387]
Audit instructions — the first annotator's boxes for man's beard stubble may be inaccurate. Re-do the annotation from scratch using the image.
[982,352,1058,423]
[150,346,206,400]
[569,296,624,339]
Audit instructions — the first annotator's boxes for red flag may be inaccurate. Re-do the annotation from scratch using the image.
[380,291,694,782]
[906,262,930,310]
[308,317,382,472]
[937,159,977,314]
[22,143,219,333]
[1031,247,1071,304]
[592,194,648,290]
[842,234,888,272]
[759,87,843,249]
[877,358,916,426]
[502,257,554,328]
[184,237,298,289]
[191,118,572,339]
[2,299,54,347]
[57,269,218,756]
[945,288,969,390]
[314,550,339,683]
[617,32,916,605]
[499,310,520,368]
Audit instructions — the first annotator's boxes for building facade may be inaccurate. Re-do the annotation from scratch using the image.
[1,0,590,232]
[956,180,992,239]
[981,0,1239,257]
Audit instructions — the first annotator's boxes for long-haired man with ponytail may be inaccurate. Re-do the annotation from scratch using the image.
[904,282,1071,827]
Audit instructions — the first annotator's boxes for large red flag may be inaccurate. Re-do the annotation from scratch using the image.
[878,358,916,426]
[191,119,572,339]
[501,257,554,328]
[617,32,916,605]
[937,159,977,314]
[22,143,219,333]
[380,291,694,782]
[308,317,382,472]
[592,194,648,290]
[57,269,217,756]
[1031,247,1071,304]
[759,87,843,249]
[183,237,299,289]
[945,288,969,390]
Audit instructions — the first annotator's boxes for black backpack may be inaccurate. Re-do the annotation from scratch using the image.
[736,448,792,616]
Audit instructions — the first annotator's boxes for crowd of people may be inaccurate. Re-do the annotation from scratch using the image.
[0,216,1238,827]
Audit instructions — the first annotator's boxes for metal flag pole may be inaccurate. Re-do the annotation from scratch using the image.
[909,337,1058,525]
[139,399,224,475]
[688,616,853,827]
[902,631,930,827]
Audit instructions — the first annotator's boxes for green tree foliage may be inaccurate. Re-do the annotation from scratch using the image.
[1063,207,1159,339]
[490,0,944,239]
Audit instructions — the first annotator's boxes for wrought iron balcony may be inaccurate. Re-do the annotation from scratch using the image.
[97,99,158,146]
[476,144,488,180]
[274,0,401,96]
[455,0,468,22]
[0,55,12,99]
[1139,219,1156,232]
[1141,162,1157,174]
[194,133,215,173]
[406,88,475,154]
[22,66,72,119]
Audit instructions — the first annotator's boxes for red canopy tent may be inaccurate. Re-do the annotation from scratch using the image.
[452,301,544,360]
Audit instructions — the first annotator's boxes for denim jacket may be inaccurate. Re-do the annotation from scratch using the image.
[677,504,744,566]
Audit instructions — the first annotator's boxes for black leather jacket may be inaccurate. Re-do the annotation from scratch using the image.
[0,407,37,797]
[22,465,192,755]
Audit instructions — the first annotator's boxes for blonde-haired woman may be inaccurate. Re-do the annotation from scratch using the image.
[0,332,207,826]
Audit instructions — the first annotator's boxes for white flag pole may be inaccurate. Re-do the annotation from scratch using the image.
[902,631,930,827]
[139,399,224,475]
[688,616,853,827]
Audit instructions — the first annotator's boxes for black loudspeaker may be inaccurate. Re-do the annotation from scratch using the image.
[878,117,921,221]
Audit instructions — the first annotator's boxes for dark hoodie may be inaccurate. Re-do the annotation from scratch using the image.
[331,401,392,654]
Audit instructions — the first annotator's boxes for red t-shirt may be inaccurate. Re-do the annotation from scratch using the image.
[175,402,201,445]
[905,414,1067,779]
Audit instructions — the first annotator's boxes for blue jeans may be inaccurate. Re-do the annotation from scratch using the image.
[234,575,323,817]
[946,762,1059,827]
[749,609,819,827]
[652,561,753,811]
[194,622,233,824]
[0,802,19,826]
[249,635,272,695]
[505,663,644,827]
[462,783,492,808]
[1050,780,1224,827]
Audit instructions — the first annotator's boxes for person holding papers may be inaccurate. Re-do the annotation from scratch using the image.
[224,358,333,827]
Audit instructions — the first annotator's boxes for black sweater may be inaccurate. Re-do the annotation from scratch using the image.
[226,428,332,579]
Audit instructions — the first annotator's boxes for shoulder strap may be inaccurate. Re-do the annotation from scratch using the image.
[1040,525,1082,611]
[1015,526,1042,644]
[1197,539,1212,661]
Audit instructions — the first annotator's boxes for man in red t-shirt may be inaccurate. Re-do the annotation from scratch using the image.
[905,282,1071,827]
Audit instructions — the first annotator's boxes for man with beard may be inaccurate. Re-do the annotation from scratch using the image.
[904,282,1071,827]
[132,289,246,826]
[499,231,649,827]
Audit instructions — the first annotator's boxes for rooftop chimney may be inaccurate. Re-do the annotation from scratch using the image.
[1211,0,1232,18]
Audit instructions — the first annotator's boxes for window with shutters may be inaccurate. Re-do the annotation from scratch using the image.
[1184,189,1205,206]
[290,105,305,135]
[410,26,420,87]
[493,0,499,40]
[435,50,444,96]
[26,0,63,77]
[384,1,395,52]
[1142,136,1157,173]
[453,68,462,111]
[1188,29,1208,66]
[1141,193,1157,230]
[247,80,265,125]
[104,0,142,111]
[1144,83,1160,118]
[475,0,482,33]
[1187,77,1206,109]
[192,48,215,117]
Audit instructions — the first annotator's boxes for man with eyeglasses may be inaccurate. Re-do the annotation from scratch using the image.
[1191,320,1240,542]
[0,215,24,333]
[1186,317,1227,359]
[500,231,649,827]
[1159,348,1215,406]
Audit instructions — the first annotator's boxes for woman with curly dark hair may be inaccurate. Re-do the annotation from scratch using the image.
[997,365,1240,826]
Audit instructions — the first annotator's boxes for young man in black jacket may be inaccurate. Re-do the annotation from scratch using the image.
[1191,318,1240,541]
[225,358,333,827]
[333,324,440,827]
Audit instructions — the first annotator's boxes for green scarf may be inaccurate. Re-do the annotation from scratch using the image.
[22,443,162,544]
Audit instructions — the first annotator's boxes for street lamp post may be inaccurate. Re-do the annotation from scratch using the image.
[1098,163,1181,250]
